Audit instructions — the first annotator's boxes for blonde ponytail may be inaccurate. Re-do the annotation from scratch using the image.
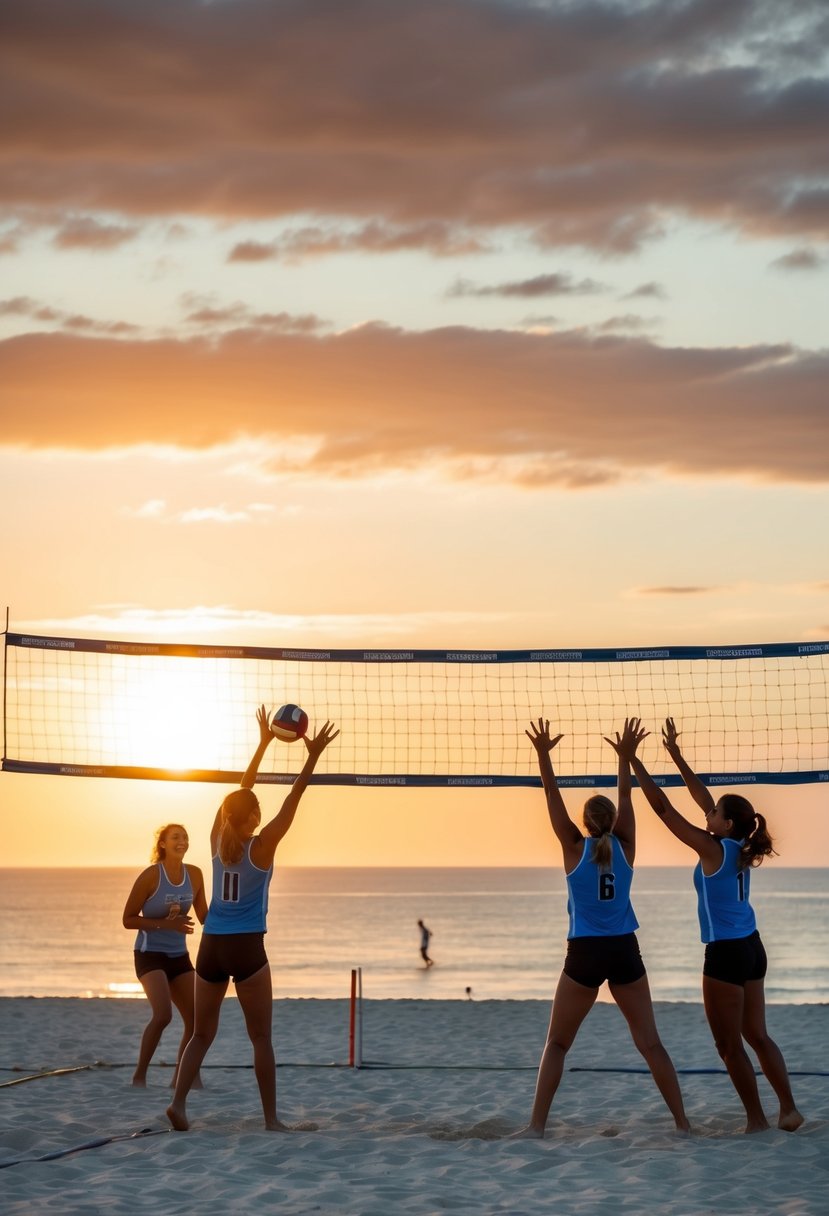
[583,795,616,871]
[216,788,260,866]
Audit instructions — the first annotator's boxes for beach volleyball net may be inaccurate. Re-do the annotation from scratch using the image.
[3,632,827,786]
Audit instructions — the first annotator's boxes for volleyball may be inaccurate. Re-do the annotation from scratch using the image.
[270,703,309,742]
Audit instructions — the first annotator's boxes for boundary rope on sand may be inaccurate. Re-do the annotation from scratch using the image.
[2,1062,827,1083]
[0,1128,169,1170]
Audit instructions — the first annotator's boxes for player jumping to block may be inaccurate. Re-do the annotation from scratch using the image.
[611,718,803,1134]
[511,717,690,1139]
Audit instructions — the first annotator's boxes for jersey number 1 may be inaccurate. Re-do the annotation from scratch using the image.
[222,871,240,903]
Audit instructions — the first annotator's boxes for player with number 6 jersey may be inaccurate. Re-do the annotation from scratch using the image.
[510,718,689,1140]
[613,717,803,1134]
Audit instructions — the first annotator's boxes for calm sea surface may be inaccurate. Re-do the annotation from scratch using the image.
[0,867,826,1003]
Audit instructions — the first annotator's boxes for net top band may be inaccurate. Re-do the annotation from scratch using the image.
[7,633,829,664]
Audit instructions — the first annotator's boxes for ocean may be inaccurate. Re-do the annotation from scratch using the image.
[0,866,826,1003]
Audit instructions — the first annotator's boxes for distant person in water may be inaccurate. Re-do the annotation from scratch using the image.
[418,919,434,967]
[511,718,689,1140]
[122,824,208,1087]
[611,717,803,1134]
[166,705,339,1132]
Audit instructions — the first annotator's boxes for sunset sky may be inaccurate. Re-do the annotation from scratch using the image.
[1,0,827,868]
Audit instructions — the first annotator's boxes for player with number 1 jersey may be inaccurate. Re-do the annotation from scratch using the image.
[167,705,339,1133]
[617,717,803,1134]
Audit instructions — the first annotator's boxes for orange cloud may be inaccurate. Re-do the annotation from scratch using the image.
[2,1,828,250]
[53,216,140,250]
[1,326,826,485]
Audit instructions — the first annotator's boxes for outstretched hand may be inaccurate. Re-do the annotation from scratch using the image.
[304,720,340,759]
[256,703,273,746]
[604,716,649,760]
[526,718,564,755]
[662,717,681,754]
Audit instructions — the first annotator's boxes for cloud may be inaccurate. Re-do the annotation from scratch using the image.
[130,499,166,519]
[15,604,519,641]
[0,295,140,334]
[178,505,272,524]
[622,281,668,301]
[3,1,829,251]
[634,585,722,596]
[449,273,606,299]
[770,247,825,271]
[229,221,487,263]
[227,241,277,263]
[53,215,140,251]
[180,296,326,334]
[596,314,655,333]
[126,499,278,524]
[0,229,22,255]
[1,324,827,486]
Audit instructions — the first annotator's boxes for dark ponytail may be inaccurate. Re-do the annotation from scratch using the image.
[719,794,777,870]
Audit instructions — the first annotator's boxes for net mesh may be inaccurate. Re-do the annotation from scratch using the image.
[3,634,828,785]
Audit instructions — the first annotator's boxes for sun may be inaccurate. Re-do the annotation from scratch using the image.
[99,655,239,773]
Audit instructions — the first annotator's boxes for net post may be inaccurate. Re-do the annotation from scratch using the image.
[1,607,8,765]
[348,968,356,1067]
[355,967,363,1070]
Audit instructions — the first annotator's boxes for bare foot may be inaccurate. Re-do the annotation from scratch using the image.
[745,1118,771,1134]
[264,1119,294,1132]
[131,1077,147,1088]
[508,1125,544,1140]
[778,1108,804,1132]
[166,1104,189,1131]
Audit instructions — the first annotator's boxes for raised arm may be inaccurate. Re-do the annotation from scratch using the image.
[603,718,648,857]
[661,718,716,815]
[527,719,582,860]
[608,730,721,863]
[252,720,340,866]
[211,705,275,854]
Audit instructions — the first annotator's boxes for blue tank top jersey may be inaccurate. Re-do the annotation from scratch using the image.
[204,839,273,935]
[566,836,639,939]
[135,863,193,955]
[693,837,757,943]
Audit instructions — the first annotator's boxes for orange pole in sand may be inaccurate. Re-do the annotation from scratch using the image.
[349,968,357,1067]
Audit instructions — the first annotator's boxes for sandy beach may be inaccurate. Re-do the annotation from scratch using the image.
[1,997,827,1215]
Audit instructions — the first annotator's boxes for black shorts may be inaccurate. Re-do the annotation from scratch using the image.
[196,932,268,985]
[703,930,768,987]
[134,950,194,982]
[563,932,647,989]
